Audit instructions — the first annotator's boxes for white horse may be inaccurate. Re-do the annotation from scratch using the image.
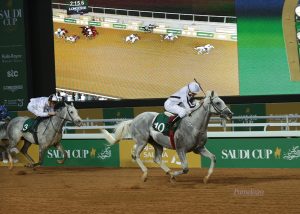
[125,34,139,43]
[54,28,67,38]
[194,46,206,55]
[101,91,233,183]
[65,35,80,43]
[194,44,214,55]
[162,33,178,41]
[6,102,82,169]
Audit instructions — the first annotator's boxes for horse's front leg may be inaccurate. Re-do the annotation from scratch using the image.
[55,143,68,164]
[153,145,172,175]
[20,140,36,167]
[35,147,46,167]
[199,146,216,184]
[28,147,46,168]
[169,149,189,181]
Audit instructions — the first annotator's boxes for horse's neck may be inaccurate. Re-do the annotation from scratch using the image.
[51,113,67,132]
[190,103,211,133]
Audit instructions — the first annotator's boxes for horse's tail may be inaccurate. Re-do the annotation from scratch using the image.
[101,120,133,145]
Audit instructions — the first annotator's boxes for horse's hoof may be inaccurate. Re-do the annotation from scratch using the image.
[24,164,33,168]
[57,160,64,164]
[170,176,176,183]
[203,176,209,184]
[168,172,176,183]
[141,172,148,182]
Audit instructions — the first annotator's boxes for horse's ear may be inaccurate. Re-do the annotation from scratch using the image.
[211,91,214,97]
[70,102,74,106]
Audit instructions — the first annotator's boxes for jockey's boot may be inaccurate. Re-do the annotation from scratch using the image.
[30,117,43,133]
[166,115,180,130]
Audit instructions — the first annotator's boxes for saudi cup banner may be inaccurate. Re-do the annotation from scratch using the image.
[43,139,119,167]
[202,138,300,168]
[0,0,28,110]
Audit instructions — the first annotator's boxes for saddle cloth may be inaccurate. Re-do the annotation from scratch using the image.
[22,118,35,132]
[152,112,181,135]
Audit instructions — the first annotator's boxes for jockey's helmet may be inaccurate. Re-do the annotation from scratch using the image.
[188,82,200,94]
[48,94,59,102]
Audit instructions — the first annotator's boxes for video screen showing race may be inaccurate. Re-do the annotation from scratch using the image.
[51,0,238,101]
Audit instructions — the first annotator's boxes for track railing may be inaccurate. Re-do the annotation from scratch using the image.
[62,115,300,139]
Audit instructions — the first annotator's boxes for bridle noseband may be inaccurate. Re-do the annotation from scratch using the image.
[50,105,77,133]
[208,96,229,118]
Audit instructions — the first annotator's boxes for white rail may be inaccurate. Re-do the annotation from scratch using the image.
[62,115,300,139]
[52,2,237,24]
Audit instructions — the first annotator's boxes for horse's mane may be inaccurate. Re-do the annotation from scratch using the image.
[54,102,66,111]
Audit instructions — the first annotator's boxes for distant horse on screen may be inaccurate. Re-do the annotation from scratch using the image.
[54,28,68,38]
[194,44,214,55]
[65,35,80,43]
[161,33,178,41]
[125,34,139,43]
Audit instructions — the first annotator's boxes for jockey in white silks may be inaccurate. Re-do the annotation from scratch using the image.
[27,94,59,132]
[87,28,93,36]
[164,82,201,127]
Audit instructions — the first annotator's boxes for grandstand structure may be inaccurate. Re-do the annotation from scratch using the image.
[52,2,237,41]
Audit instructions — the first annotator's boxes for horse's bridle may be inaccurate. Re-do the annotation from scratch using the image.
[208,96,230,118]
[50,105,76,133]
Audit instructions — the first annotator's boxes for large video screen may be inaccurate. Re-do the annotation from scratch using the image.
[51,0,300,102]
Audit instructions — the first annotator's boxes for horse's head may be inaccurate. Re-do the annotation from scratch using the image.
[204,91,233,120]
[55,102,82,126]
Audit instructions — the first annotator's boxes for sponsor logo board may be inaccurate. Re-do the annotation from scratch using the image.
[120,140,200,168]
[202,138,300,168]
[43,139,119,167]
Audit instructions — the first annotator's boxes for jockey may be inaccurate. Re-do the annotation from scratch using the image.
[164,81,201,128]
[27,94,59,133]
[167,33,173,38]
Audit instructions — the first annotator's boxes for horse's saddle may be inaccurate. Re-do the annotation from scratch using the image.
[22,118,35,132]
[22,117,46,145]
[152,112,181,136]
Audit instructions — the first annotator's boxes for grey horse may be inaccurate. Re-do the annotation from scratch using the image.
[0,119,9,162]
[6,102,82,169]
[101,91,233,183]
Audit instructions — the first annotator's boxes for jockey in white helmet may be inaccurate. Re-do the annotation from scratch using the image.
[27,94,58,117]
[164,81,201,127]
[27,94,59,132]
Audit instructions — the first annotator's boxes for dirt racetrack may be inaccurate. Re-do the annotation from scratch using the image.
[1,167,299,214]
[54,23,238,99]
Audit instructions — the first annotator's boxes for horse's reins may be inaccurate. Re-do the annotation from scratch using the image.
[193,78,229,117]
[49,105,76,134]
[189,95,228,118]
[209,96,229,117]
